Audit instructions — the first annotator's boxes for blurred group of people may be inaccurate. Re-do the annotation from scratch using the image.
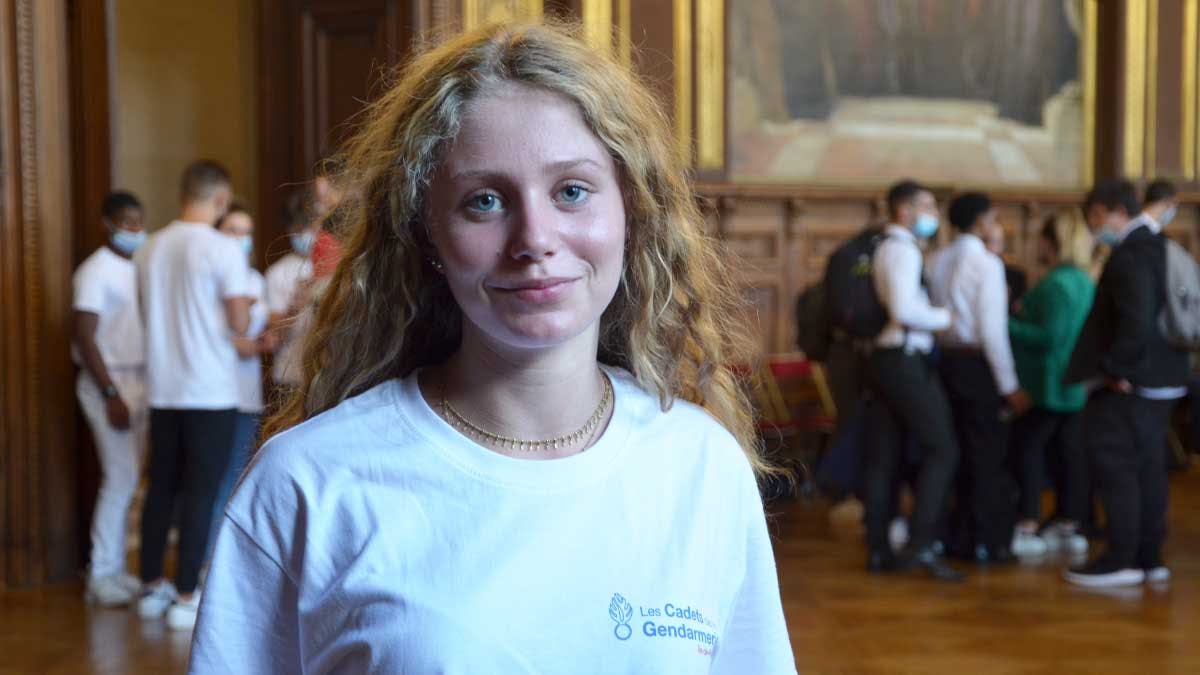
[808,177,1189,587]
[72,159,341,629]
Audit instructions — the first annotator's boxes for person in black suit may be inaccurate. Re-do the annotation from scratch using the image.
[1063,179,1189,588]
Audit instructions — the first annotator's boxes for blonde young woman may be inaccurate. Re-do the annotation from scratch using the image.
[1008,210,1096,557]
[189,23,795,674]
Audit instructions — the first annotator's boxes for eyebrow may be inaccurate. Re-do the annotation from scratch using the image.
[449,158,605,181]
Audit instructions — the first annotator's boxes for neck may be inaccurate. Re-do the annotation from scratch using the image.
[105,241,131,260]
[179,202,218,225]
[1144,204,1170,223]
[428,325,608,459]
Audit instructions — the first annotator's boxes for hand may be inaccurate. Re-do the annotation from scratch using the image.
[258,330,280,354]
[105,396,131,430]
[1005,389,1033,417]
[1106,377,1134,394]
[233,336,260,358]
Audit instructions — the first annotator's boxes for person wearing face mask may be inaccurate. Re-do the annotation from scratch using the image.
[264,189,316,388]
[861,180,963,581]
[205,204,273,570]
[1141,179,1179,231]
[928,192,1031,565]
[1064,178,1189,587]
[72,191,149,607]
[134,160,253,630]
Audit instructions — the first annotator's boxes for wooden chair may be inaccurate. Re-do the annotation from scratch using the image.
[743,353,837,497]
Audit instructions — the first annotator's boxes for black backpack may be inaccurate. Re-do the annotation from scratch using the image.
[824,226,889,339]
[794,281,831,361]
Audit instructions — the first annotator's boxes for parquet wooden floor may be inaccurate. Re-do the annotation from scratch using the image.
[3,469,1199,674]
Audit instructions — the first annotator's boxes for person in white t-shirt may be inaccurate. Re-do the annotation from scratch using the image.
[134,160,252,631]
[190,24,795,674]
[264,189,315,387]
[72,190,149,607]
[205,203,273,565]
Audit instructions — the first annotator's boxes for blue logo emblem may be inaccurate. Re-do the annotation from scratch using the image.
[609,593,633,640]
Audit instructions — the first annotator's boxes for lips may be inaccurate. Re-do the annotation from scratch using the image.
[491,276,579,303]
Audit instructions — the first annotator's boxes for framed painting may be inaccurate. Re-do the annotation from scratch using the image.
[729,0,1095,187]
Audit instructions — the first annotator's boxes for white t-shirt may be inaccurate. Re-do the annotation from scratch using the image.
[136,220,250,409]
[190,366,796,674]
[264,253,312,385]
[236,270,268,414]
[72,246,144,370]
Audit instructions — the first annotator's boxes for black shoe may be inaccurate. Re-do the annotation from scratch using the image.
[867,550,902,574]
[907,547,966,582]
[973,544,1017,566]
[1138,553,1171,583]
[1063,557,1145,588]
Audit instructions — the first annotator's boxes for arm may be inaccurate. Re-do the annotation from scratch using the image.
[977,259,1019,395]
[72,310,130,430]
[188,518,302,674]
[225,297,252,337]
[709,469,797,675]
[1100,253,1156,382]
[878,242,951,331]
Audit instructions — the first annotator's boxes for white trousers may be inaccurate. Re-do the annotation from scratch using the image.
[77,369,148,580]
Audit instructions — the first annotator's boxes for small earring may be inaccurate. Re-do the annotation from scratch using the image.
[428,257,445,273]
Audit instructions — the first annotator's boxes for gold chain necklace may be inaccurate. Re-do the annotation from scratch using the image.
[440,373,612,452]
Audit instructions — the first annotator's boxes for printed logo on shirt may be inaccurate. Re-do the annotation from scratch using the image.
[608,592,719,657]
[609,594,633,640]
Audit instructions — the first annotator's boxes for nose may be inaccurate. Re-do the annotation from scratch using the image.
[506,195,558,262]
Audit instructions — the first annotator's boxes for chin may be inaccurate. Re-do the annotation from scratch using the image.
[486,314,598,351]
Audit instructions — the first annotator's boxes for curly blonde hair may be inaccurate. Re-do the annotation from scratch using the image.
[264,22,769,474]
[1043,207,1095,269]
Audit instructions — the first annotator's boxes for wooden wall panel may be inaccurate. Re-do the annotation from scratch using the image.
[1,0,78,589]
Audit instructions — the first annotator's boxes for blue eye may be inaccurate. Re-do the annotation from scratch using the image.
[559,184,589,204]
[468,193,502,212]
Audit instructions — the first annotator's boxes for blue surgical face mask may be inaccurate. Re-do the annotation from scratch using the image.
[1097,229,1122,247]
[1160,205,1178,227]
[291,231,315,256]
[913,213,940,239]
[238,235,253,258]
[111,228,146,255]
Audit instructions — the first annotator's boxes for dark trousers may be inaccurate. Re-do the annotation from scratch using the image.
[863,348,960,553]
[1085,391,1176,567]
[939,351,1015,551]
[140,408,236,594]
[1012,407,1086,523]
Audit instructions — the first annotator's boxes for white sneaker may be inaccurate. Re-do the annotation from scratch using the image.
[137,581,178,619]
[888,517,910,553]
[85,574,136,607]
[1011,530,1049,558]
[1145,566,1171,583]
[116,573,143,596]
[166,592,201,631]
[1043,522,1089,554]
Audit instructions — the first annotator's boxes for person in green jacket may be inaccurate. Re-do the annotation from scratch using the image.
[1008,209,1096,557]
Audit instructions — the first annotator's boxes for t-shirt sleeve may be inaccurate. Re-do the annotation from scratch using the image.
[188,518,302,674]
[265,263,295,314]
[212,237,252,299]
[72,260,106,314]
[710,469,797,675]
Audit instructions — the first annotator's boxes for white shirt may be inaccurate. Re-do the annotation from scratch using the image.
[927,234,1019,395]
[72,246,144,370]
[264,253,312,384]
[190,366,796,675]
[872,225,951,352]
[136,220,251,409]
[236,270,268,414]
